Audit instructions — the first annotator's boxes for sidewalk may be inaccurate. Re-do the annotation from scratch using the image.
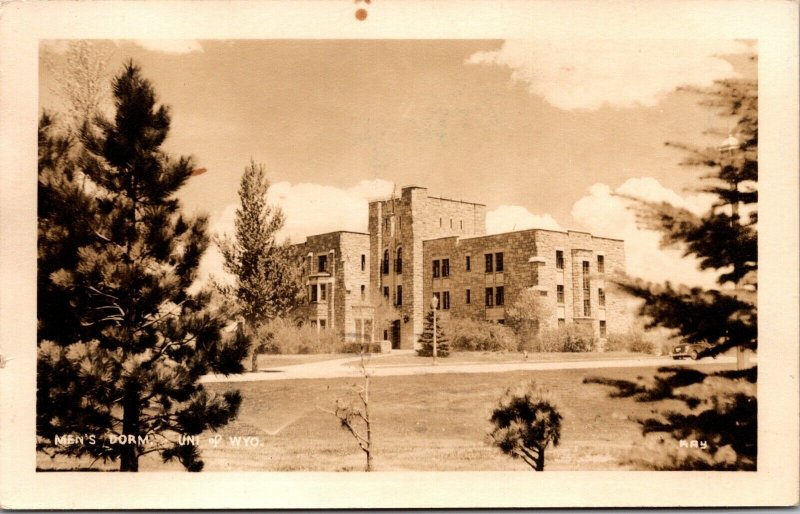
[200,352,738,384]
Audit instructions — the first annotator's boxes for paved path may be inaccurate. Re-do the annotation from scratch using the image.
[200,353,738,384]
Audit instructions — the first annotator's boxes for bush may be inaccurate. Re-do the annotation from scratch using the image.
[341,342,383,354]
[528,323,596,353]
[446,317,518,352]
[605,329,656,354]
[256,318,344,354]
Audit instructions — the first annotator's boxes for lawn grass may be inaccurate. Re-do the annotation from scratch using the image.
[206,361,735,471]
[252,353,347,369]
[37,361,734,471]
[347,350,655,368]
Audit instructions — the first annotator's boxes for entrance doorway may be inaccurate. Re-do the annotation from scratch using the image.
[391,320,401,349]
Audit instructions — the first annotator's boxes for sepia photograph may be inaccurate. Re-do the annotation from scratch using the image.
[1,0,798,509]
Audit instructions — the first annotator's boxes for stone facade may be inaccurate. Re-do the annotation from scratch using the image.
[294,231,373,342]
[368,186,486,348]
[295,186,626,349]
[422,229,627,337]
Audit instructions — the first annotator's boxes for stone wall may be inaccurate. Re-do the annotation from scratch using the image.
[368,186,486,348]
[299,186,628,349]
[294,231,371,342]
[421,228,627,338]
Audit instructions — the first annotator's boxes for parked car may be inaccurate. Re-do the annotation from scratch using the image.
[671,341,715,360]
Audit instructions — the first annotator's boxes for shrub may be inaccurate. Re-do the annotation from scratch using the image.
[605,329,657,354]
[341,342,383,354]
[529,323,596,353]
[256,317,344,354]
[446,317,518,352]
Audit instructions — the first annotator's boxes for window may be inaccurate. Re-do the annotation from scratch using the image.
[355,319,362,342]
[558,318,566,328]
[597,255,605,273]
[556,250,564,270]
[439,217,442,227]
[433,259,440,278]
[442,291,450,310]
[582,261,590,291]
[460,219,463,230]
[465,289,471,304]
[383,286,389,299]
[485,288,494,307]
[442,258,450,277]
[360,285,366,301]
[485,253,493,273]
[557,285,565,304]
[495,252,504,272]
[382,249,389,275]
[396,285,403,306]
[318,255,328,273]
[361,254,366,271]
[450,218,453,228]
[319,319,326,330]
[531,265,539,287]
[465,255,471,271]
[320,283,327,302]
[311,320,318,328]
[496,286,505,306]
[539,290,547,297]
[599,288,606,307]
[599,320,607,337]
[582,261,591,317]
[310,284,318,303]
[395,247,403,274]
[433,292,441,309]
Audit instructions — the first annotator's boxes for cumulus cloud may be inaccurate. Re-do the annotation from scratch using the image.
[486,205,563,234]
[196,179,395,284]
[466,40,749,110]
[571,178,719,287]
[133,40,203,54]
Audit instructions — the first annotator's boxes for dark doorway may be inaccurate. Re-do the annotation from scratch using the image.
[391,320,401,349]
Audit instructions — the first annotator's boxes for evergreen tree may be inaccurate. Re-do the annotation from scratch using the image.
[37,62,248,472]
[489,381,562,471]
[416,310,450,357]
[217,160,304,371]
[586,72,758,470]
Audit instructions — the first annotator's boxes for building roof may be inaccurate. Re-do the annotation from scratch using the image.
[425,195,486,207]
[425,226,623,243]
[294,230,370,245]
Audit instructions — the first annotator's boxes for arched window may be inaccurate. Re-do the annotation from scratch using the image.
[382,249,390,275]
[395,246,403,274]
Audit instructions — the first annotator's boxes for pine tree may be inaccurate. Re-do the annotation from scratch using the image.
[416,310,450,357]
[37,62,248,472]
[489,381,562,471]
[217,160,304,370]
[586,72,758,470]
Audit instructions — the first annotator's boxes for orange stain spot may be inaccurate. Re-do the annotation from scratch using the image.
[355,8,367,20]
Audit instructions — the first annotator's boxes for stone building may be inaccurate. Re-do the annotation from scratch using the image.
[294,231,374,342]
[422,229,626,339]
[294,186,626,349]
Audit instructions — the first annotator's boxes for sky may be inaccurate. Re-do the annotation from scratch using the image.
[39,39,756,288]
